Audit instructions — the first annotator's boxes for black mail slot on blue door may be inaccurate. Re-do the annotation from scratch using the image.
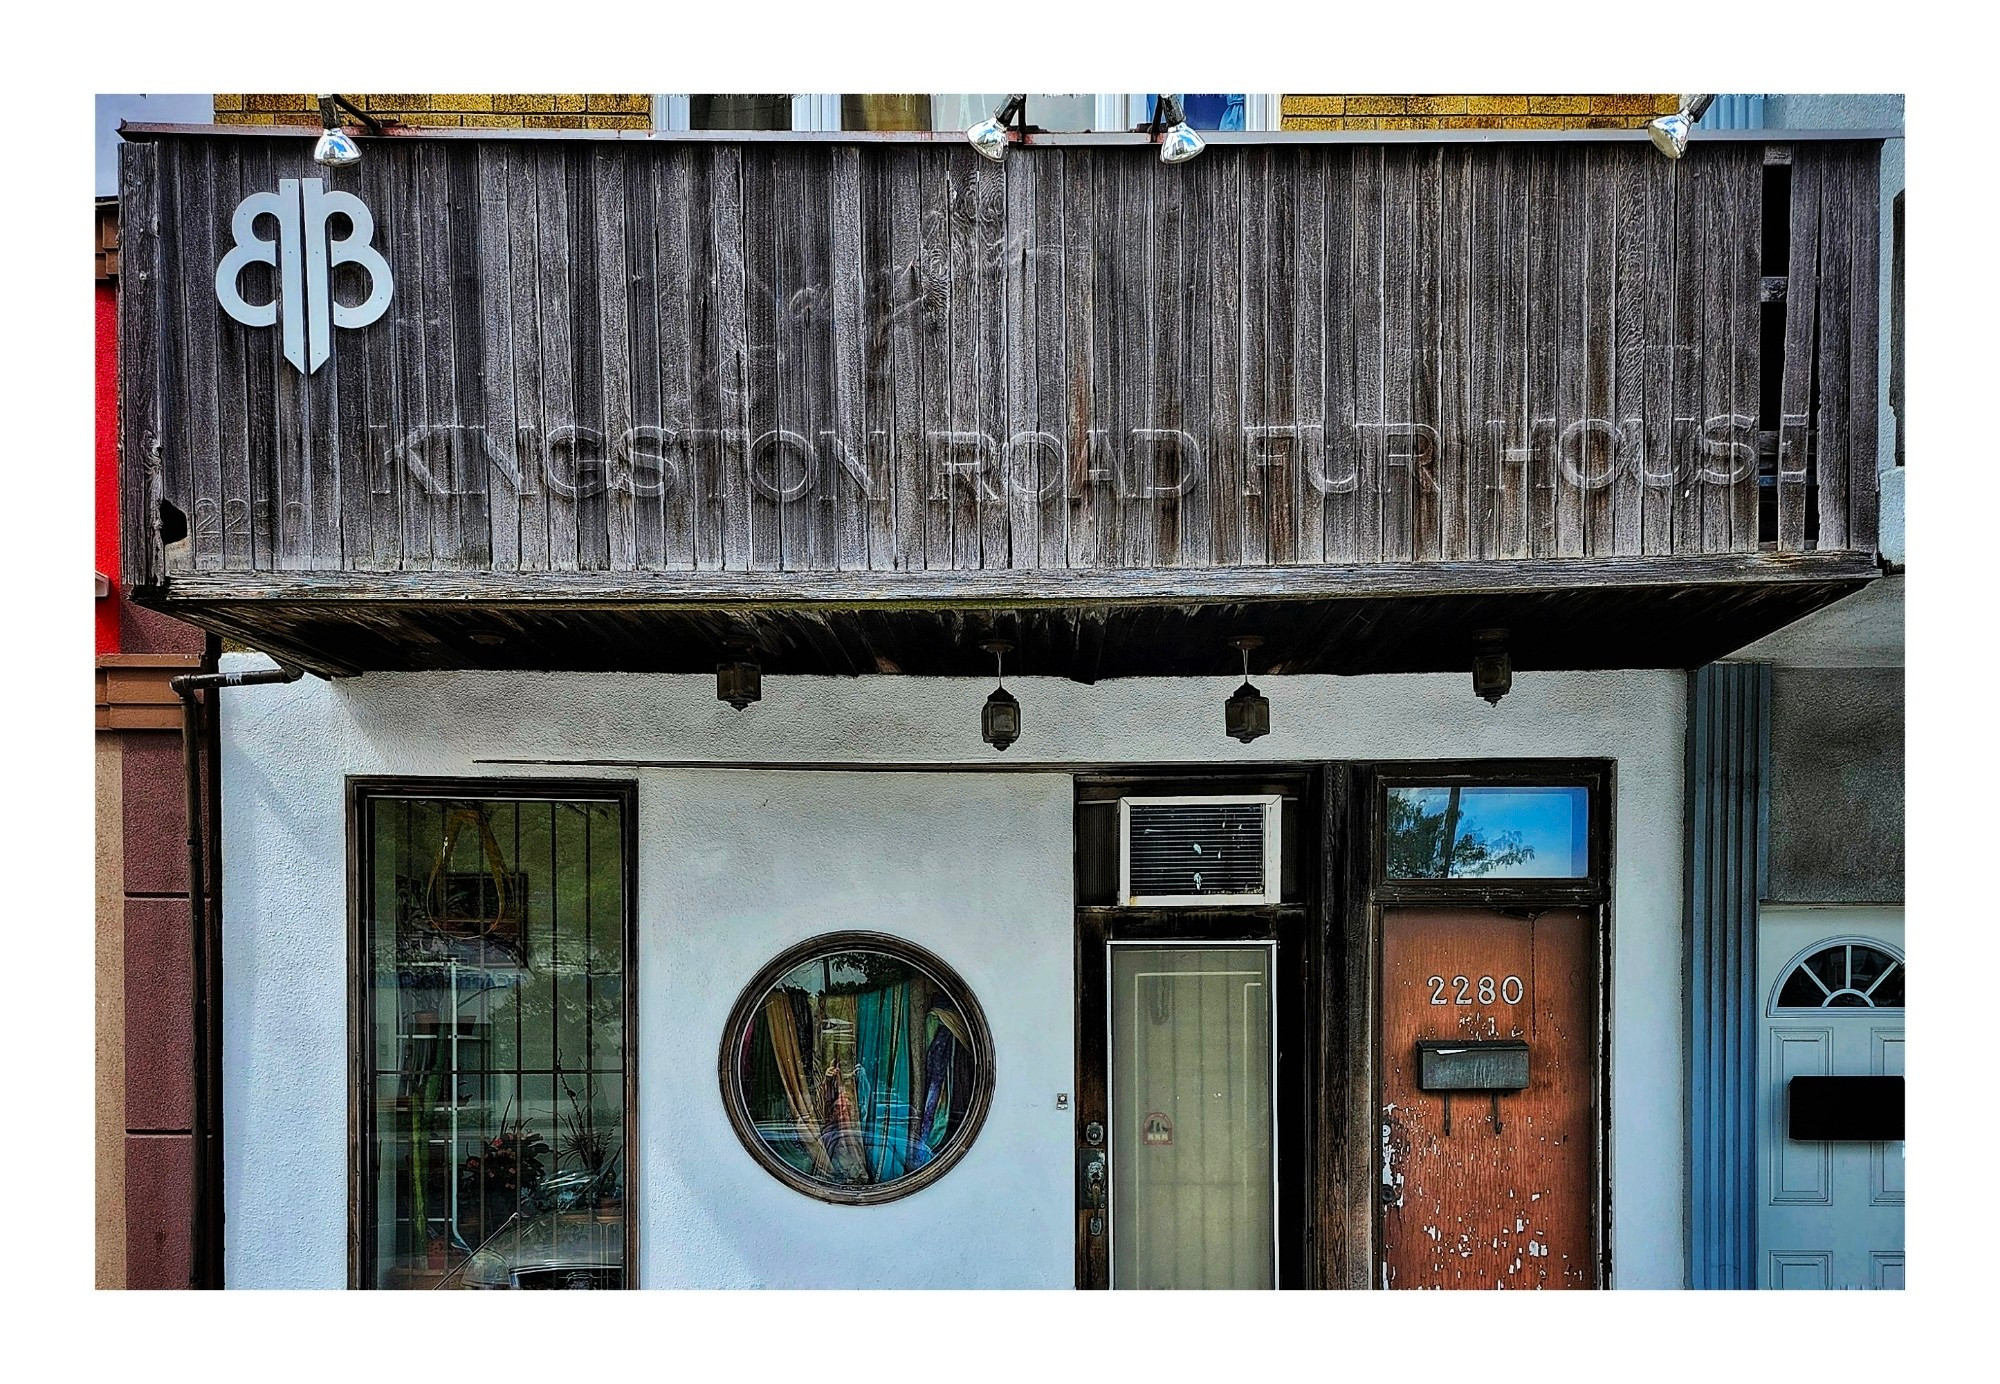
[1788,1076,1904,1142]
[1417,1039,1531,1092]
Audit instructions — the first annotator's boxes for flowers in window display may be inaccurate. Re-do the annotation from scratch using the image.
[458,1110,552,1247]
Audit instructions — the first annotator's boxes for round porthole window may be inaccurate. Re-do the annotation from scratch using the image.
[719,932,995,1204]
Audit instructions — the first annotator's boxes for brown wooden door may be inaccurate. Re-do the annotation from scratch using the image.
[1379,905,1599,1289]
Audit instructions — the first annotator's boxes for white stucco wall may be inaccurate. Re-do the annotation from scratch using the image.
[641,769,1074,1286]
[220,657,1687,1288]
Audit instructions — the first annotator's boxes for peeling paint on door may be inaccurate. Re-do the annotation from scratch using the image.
[1378,906,1599,1289]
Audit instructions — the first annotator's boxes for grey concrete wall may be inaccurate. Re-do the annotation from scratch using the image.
[1768,667,1905,903]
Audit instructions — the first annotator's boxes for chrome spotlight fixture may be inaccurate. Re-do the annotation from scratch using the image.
[716,645,762,711]
[966,94,1028,162]
[1471,628,1512,706]
[981,639,1021,750]
[1150,94,1206,165]
[313,125,361,168]
[313,93,382,168]
[1224,636,1271,744]
[1647,93,1716,160]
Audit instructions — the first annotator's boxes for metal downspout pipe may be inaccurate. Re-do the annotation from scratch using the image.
[169,661,303,1289]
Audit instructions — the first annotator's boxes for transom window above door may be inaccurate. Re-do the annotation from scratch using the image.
[1383,783,1592,881]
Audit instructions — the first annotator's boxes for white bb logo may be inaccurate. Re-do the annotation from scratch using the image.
[215,177,393,374]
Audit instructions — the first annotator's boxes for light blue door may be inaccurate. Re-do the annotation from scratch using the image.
[1757,908,1905,1289]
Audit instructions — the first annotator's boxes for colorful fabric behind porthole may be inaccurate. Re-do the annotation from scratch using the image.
[721,933,994,1204]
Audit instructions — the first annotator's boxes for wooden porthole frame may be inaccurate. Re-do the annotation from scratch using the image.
[717,931,997,1206]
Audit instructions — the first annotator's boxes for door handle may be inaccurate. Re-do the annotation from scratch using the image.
[1079,1149,1107,1236]
[1079,1149,1106,1208]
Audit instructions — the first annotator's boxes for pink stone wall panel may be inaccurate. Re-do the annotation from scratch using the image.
[125,1134,194,1289]
[124,898,194,1129]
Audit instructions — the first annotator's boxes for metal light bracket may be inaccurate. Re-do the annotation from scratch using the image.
[1147,94,1187,137]
[318,93,385,136]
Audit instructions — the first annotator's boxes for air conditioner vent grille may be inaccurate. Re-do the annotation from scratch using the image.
[1124,801,1269,900]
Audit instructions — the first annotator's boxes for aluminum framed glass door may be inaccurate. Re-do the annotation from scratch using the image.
[1106,942,1278,1289]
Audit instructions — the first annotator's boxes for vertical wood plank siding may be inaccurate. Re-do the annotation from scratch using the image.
[121,137,1882,590]
[118,140,167,589]
[1685,662,1769,1289]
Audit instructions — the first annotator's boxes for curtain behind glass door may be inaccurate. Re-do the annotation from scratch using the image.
[1108,945,1276,1289]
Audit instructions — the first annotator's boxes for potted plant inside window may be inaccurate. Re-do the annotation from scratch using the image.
[553,1067,620,1218]
[458,1102,552,1249]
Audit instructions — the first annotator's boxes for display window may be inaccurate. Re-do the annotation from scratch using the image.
[352,782,635,1289]
[720,933,994,1204]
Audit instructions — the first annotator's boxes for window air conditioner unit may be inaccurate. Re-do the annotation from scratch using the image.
[1118,794,1282,906]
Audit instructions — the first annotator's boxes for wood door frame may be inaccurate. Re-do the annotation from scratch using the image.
[1073,768,1321,1289]
[1350,759,1615,1289]
[1072,758,1613,1290]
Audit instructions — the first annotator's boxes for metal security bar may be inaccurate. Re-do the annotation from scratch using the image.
[359,791,629,1289]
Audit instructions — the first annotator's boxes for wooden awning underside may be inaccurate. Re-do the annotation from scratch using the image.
[165,553,1873,680]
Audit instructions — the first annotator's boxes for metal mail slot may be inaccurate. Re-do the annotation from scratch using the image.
[1788,1075,1904,1141]
[1417,1039,1531,1092]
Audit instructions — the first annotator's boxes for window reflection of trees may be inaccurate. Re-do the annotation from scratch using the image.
[1386,787,1537,879]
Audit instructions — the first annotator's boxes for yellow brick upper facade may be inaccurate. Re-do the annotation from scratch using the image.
[1280,94,1680,130]
[214,93,1676,134]
[212,94,653,130]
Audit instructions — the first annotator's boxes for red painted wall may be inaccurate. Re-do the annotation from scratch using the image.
[96,281,119,655]
[99,200,209,1288]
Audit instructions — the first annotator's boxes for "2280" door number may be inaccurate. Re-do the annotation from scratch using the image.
[1426,974,1525,1006]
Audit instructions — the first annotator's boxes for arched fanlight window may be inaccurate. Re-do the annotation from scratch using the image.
[1773,938,1906,1011]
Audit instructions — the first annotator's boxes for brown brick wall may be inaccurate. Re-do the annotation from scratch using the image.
[1282,93,1679,131]
[126,1134,195,1289]
[212,94,653,131]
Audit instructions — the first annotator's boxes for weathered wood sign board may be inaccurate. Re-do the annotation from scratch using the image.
[122,133,1881,582]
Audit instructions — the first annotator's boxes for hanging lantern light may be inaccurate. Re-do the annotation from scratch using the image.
[1224,636,1271,744]
[716,645,762,710]
[1471,628,1512,706]
[981,639,1021,751]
